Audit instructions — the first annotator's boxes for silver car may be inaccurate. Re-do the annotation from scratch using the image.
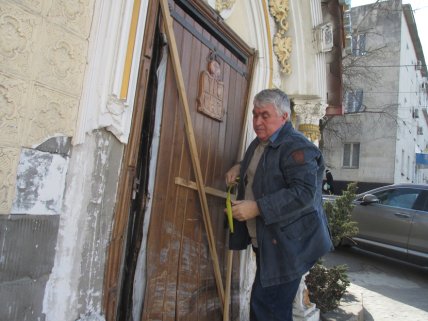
[338,184,428,266]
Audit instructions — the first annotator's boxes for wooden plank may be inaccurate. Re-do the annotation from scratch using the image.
[223,249,233,321]
[159,0,225,310]
[174,177,231,199]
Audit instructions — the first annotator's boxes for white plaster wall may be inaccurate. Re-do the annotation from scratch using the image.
[397,12,422,183]
[284,0,324,101]
[43,130,122,321]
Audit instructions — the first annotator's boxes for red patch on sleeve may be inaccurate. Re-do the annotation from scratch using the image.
[291,150,305,164]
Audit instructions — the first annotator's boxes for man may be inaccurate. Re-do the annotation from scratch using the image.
[225,89,333,321]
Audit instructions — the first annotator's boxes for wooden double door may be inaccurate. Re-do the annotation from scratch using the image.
[106,1,255,320]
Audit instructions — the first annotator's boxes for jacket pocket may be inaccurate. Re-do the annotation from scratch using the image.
[280,211,318,240]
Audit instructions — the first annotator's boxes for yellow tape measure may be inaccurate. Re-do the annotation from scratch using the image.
[226,184,234,233]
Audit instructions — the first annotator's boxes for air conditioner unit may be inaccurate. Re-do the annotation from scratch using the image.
[315,23,333,53]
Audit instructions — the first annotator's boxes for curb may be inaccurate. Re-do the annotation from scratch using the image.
[320,284,364,321]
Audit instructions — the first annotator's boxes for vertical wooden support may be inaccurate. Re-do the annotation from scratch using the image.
[223,250,233,321]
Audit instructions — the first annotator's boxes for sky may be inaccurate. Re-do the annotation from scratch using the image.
[352,0,428,62]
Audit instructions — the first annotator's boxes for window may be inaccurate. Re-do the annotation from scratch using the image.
[343,143,360,168]
[352,33,366,56]
[344,89,364,113]
[374,188,420,210]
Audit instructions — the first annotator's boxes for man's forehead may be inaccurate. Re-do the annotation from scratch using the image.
[252,103,275,113]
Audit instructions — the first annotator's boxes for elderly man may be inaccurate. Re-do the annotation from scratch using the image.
[225,88,333,321]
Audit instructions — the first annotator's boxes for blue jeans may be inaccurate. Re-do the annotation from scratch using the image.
[250,249,301,321]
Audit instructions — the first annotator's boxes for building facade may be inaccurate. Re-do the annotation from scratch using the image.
[322,0,428,194]
[0,0,346,320]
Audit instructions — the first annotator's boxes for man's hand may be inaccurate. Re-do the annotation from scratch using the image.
[229,200,259,221]
[225,163,241,186]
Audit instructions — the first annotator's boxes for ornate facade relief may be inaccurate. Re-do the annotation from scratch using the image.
[0,3,40,78]
[269,0,292,75]
[0,73,29,147]
[206,0,237,18]
[47,0,94,37]
[35,21,87,96]
[0,2,88,214]
[215,0,237,11]
[12,0,44,14]
[24,85,78,147]
[0,0,91,214]
[293,98,327,144]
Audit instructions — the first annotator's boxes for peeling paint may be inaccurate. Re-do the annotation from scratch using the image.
[11,148,69,215]
[75,312,106,321]
[42,130,122,321]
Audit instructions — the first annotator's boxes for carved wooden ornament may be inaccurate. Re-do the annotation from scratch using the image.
[197,60,224,121]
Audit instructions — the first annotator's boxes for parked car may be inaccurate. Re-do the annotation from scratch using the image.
[325,184,428,267]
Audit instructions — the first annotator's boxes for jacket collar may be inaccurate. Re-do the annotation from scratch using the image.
[267,122,293,148]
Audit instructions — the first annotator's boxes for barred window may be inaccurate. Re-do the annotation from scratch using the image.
[344,89,364,113]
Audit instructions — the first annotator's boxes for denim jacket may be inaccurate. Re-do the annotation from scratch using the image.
[229,122,334,287]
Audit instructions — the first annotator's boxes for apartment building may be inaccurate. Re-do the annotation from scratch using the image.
[322,0,428,193]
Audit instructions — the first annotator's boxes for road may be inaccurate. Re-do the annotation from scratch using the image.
[322,246,428,321]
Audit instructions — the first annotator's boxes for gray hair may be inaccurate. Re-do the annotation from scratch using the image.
[253,89,291,120]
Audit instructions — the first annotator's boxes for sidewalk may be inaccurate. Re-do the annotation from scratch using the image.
[320,283,364,321]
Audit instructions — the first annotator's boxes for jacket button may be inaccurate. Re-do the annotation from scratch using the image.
[272,238,277,245]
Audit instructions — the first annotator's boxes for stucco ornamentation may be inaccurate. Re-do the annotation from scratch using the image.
[0,73,28,147]
[294,101,326,143]
[273,34,292,74]
[35,22,87,96]
[0,4,39,77]
[269,0,292,74]
[24,85,78,146]
[47,0,94,38]
[294,101,326,125]
[0,147,19,214]
[298,124,321,143]
[215,0,237,11]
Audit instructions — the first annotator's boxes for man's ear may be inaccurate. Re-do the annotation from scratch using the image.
[282,112,289,122]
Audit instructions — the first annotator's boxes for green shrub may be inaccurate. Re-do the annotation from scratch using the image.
[305,261,350,313]
[305,182,359,312]
[323,182,359,247]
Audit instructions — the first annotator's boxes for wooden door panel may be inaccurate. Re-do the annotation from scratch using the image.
[142,1,254,320]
